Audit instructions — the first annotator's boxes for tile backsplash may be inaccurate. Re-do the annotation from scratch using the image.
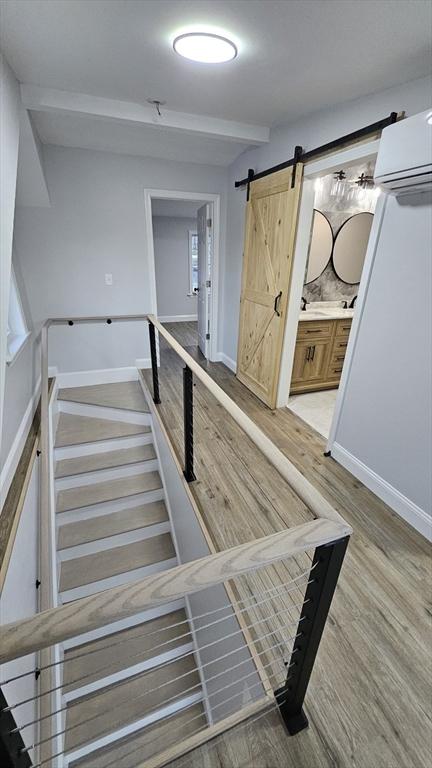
[303,162,377,305]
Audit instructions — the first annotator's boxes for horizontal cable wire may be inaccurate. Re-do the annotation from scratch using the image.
[20,625,301,755]
[101,664,293,768]
[19,631,296,747]
[31,653,291,768]
[6,596,307,714]
[172,686,293,768]
[171,698,285,768]
[1,564,314,688]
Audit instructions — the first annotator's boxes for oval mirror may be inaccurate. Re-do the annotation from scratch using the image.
[332,212,373,284]
[305,210,333,284]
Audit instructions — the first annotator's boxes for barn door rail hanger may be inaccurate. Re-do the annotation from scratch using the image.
[235,111,399,189]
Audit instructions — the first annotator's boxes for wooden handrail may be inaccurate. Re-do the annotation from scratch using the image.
[46,314,149,326]
[0,519,347,663]
[148,314,352,533]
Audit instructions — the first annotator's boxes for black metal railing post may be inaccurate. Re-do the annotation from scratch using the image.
[148,321,161,404]
[183,365,196,482]
[275,535,349,734]
[0,689,32,768]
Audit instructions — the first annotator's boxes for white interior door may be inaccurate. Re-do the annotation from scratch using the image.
[197,204,212,358]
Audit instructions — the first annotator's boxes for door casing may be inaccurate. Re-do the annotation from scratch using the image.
[144,189,220,361]
[197,203,212,358]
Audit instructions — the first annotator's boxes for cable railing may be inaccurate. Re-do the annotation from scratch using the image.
[0,314,352,767]
[1,536,347,768]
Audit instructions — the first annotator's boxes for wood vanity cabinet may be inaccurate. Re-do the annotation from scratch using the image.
[290,318,352,394]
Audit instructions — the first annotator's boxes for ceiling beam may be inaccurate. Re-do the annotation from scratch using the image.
[21,84,269,146]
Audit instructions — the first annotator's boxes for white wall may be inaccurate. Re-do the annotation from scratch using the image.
[153,215,198,318]
[222,75,432,362]
[332,191,432,536]
[0,53,21,450]
[14,145,227,372]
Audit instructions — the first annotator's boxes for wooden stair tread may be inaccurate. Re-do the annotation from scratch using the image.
[63,608,190,692]
[57,471,162,513]
[60,532,175,592]
[58,381,149,412]
[65,653,200,752]
[58,501,168,549]
[71,702,206,768]
[55,412,148,448]
[55,443,156,478]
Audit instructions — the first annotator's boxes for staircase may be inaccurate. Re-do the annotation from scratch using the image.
[53,381,206,766]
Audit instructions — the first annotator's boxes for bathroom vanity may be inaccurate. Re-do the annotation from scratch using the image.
[290,308,353,393]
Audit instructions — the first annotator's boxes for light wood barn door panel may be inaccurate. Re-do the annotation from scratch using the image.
[236,165,302,408]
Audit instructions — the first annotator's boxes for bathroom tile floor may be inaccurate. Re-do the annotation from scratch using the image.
[287,389,338,439]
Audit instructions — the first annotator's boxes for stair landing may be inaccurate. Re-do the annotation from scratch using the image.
[58,381,149,412]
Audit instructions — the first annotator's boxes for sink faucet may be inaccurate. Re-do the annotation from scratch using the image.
[300,296,307,311]
[349,295,358,309]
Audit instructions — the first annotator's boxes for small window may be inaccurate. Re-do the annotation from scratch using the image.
[7,268,29,364]
[188,231,198,295]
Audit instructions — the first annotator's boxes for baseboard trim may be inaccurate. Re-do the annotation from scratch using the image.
[135,357,151,369]
[55,367,139,388]
[331,442,431,541]
[215,352,236,373]
[158,314,197,323]
[0,377,41,505]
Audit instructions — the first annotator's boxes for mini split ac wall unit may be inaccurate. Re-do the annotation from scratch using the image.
[374,109,432,196]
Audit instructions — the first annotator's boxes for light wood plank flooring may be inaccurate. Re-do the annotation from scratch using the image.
[55,412,149,447]
[65,653,201,751]
[63,608,191,692]
[56,471,162,512]
[60,532,175,592]
[58,500,167,549]
[58,381,149,412]
[141,321,431,768]
[55,443,156,478]
[73,704,206,768]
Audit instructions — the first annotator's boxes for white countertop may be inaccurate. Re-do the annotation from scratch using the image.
[298,307,355,322]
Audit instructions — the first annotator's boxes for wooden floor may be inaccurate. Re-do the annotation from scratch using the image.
[142,322,431,768]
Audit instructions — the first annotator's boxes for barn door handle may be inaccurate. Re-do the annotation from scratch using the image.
[274,291,282,316]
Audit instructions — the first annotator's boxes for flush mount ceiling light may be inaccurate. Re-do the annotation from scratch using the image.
[173,32,237,63]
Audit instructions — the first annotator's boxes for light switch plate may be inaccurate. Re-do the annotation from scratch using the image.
[105,273,113,285]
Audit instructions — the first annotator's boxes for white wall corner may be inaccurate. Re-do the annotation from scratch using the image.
[331,442,432,541]
[215,352,237,373]
[48,365,58,377]
[135,358,151,369]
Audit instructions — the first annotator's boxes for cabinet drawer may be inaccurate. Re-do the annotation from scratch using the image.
[336,319,352,337]
[330,350,347,367]
[327,363,344,380]
[333,337,349,354]
[297,320,332,340]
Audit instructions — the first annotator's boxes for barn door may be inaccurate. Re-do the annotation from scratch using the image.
[236,165,303,408]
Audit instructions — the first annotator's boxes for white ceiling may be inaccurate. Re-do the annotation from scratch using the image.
[31,110,251,166]
[2,0,431,165]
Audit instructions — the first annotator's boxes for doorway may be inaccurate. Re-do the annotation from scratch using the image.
[144,189,220,361]
[277,140,380,441]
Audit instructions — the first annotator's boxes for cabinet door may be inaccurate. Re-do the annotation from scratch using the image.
[291,341,313,386]
[307,339,332,381]
[291,339,331,386]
